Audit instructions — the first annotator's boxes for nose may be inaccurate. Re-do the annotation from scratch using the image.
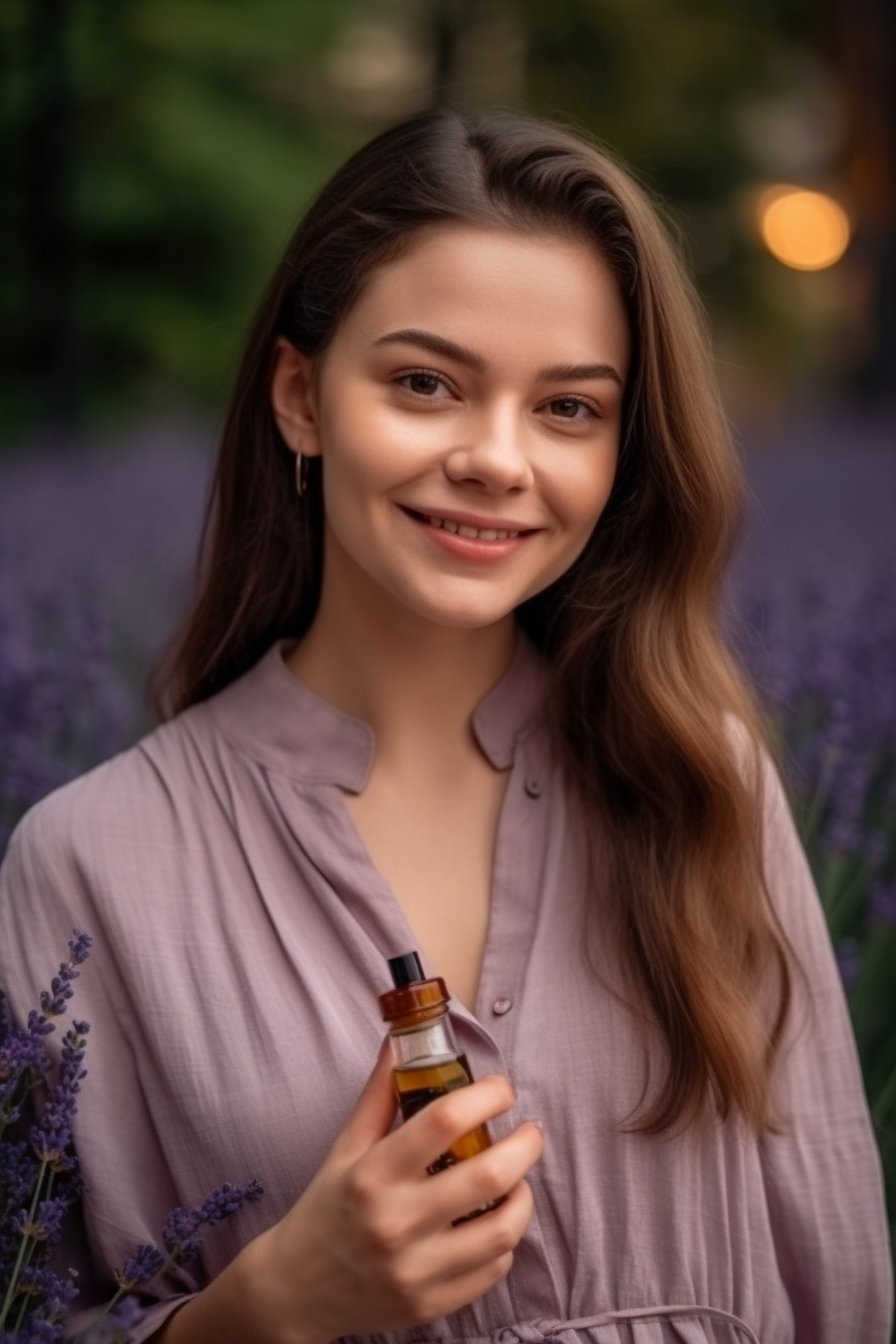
[443,403,534,494]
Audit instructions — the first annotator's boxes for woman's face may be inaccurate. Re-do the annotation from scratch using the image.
[272,223,631,632]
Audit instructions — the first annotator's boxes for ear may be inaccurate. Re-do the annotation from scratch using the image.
[270,337,323,459]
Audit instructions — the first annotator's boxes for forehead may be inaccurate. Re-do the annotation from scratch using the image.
[328,223,631,375]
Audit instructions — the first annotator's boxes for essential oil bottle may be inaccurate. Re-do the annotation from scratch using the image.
[378,950,504,1220]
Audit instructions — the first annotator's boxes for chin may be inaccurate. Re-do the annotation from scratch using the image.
[400,591,521,632]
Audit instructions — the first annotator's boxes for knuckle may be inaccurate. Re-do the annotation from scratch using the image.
[477,1156,510,1203]
[343,1161,378,1212]
[489,1216,519,1257]
[425,1095,466,1146]
[366,1209,409,1257]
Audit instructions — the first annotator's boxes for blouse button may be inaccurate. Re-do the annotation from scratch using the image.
[524,776,543,798]
[492,997,513,1016]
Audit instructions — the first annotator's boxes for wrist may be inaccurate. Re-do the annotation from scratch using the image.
[232,1228,329,1344]
[150,1230,325,1344]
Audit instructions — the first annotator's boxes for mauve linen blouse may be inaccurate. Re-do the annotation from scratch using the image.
[0,637,891,1344]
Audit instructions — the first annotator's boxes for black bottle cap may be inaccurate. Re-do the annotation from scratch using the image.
[388,951,425,988]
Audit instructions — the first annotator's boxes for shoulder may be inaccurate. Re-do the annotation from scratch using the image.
[720,711,798,839]
[0,703,222,930]
[718,712,827,949]
[0,703,233,1024]
[8,706,211,853]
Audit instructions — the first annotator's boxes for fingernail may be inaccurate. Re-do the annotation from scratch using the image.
[527,1119,545,1136]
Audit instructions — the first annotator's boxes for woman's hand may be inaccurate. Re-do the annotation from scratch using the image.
[237,1038,544,1344]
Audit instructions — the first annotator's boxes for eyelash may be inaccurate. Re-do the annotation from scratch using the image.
[393,368,603,421]
[395,368,454,399]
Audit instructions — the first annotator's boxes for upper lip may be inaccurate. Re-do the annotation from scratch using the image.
[400,504,541,532]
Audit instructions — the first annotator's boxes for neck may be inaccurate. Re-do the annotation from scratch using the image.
[286,573,517,768]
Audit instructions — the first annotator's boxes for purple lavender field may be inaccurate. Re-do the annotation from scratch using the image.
[1,412,895,1249]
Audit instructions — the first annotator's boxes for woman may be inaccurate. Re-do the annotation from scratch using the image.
[0,108,891,1344]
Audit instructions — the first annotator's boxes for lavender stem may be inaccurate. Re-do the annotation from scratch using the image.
[0,1155,49,1327]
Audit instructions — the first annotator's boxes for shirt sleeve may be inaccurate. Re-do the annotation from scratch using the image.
[0,796,202,1342]
[757,755,894,1343]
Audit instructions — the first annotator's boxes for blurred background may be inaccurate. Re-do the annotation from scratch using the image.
[0,0,894,1305]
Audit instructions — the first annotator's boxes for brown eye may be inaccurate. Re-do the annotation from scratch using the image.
[550,397,586,419]
[405,372,442,396]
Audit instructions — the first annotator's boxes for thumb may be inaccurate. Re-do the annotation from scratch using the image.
[329,1036,398,1166]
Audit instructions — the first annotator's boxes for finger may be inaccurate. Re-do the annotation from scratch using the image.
[411,1121,543,1233]
[409,1179,534,1285]
[328,1037,399,1166]
[413,1247,517,1323]
[379,1075,517,1179]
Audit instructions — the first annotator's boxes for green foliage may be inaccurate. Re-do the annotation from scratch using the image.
[0,0,360,432]
[519,0,826,377]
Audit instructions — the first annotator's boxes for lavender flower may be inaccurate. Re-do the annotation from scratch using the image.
[39,934,93,1017]
[199,1178,264,1227]
[114,1244,166,1291]
[84,1293,149,1341]
[0,1023,48,1129]
[0,1319,62,1343]
[17,1194,70,1244]
[1,935,92,1136]
[0,1140,39,1215]
[30,1021,89,1172]
[160,1178,264,1264]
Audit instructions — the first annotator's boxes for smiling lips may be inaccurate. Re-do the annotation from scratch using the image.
[426,514,520,541]
[402,506,537,543]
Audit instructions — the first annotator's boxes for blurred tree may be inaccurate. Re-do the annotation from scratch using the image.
[835,0,896,402]
[20,0,79,434]
[0,0,356,438]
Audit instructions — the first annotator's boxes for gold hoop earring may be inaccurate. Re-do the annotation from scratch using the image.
[295,453,309,497]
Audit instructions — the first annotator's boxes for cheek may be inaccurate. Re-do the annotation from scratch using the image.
[549,448,619,535]
[319,410,392,514]
[322,394,435,498]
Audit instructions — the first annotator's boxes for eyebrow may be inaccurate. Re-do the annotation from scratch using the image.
[371,328,624,386]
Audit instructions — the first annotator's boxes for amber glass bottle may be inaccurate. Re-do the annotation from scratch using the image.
[378,951,504,1221]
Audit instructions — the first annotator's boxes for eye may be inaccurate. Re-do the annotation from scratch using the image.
[396,369,453,399]
[544,396,600,422]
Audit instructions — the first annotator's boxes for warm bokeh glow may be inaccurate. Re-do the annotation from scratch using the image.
[758,187,851,270]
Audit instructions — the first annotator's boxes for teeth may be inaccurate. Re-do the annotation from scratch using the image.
[423,513,521,541]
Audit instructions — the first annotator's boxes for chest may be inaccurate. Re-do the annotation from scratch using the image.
[343,760,511,1012]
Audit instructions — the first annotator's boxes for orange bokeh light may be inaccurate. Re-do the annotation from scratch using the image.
[758,187,851,271]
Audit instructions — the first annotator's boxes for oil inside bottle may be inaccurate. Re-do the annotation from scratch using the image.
[394,1052,492,1168]
[393,1052,504,1220]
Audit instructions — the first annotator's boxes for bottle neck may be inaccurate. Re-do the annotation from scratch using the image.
[389,1011,460,1069]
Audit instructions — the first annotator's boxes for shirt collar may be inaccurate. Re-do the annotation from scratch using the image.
[206,631,548,793]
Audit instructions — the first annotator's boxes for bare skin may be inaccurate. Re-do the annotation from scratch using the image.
[289,578,515,1014]
[149,224,629,1342]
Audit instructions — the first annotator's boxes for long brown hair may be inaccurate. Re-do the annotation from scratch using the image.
[152,107,795,1136]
